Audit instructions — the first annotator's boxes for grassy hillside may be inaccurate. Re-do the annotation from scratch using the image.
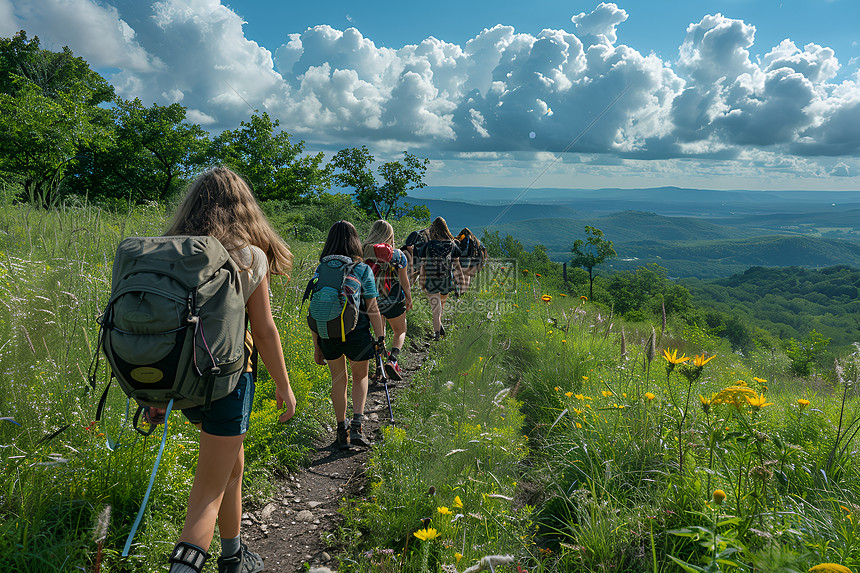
[339,270,860,573]
[5,199,860,572]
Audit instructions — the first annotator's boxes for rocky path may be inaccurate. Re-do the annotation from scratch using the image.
[241,341,428,572]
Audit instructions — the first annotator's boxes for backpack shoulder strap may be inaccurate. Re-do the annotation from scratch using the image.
[340,260,362,285]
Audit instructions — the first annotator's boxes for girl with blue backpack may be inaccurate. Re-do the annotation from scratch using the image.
[147,168,296,573]
[308,220,386,449]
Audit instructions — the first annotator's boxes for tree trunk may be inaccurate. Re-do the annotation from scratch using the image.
[588,267,594,299]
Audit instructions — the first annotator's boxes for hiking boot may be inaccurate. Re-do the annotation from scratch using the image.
[332,421,350,450]
[384,360,403,381]
[350,423,372,448]
[217,542,264,573]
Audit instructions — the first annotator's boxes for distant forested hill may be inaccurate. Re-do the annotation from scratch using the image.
[410,198,579,231]
[607,235,860,278]
[487,214,860,278]
[490,211,759,248]
[682,265,860,348]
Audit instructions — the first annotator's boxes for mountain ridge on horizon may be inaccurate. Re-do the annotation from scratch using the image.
[409,185,860,206]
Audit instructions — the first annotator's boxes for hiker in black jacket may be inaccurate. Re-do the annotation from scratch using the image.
[418,217,464,340]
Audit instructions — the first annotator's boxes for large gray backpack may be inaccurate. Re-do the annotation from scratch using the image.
[92,236,248,416]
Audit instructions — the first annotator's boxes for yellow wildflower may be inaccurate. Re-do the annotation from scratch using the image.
[808,564,853,573]
[455,553,463,563]
[663,348,690,365]
[565,392,573,398]
[554,386,561,391]
[413,527,440,541]
[575,394,585,400]
[692,354,716,367]
[713,489,726,505]
[753,377,767,384]
[438,507,452,515]
[700,393,718,412]
[747,393,774,410]
[711,385,758,409]
[453,496,463,509]
[582,376,589,381]
[601,390,613,398]
[644,392,656,401]
[798,398,810,410]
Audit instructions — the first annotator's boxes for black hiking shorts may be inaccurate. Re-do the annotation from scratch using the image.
[318,327,375,362]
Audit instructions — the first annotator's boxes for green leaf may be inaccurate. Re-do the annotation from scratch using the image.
[667,554,707,573]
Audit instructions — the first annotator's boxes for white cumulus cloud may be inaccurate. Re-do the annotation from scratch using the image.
[3,0,859,175]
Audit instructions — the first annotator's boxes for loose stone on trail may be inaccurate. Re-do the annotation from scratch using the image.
[295,510,314,522]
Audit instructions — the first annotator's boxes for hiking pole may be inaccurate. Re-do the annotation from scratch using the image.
[374,342,395,424]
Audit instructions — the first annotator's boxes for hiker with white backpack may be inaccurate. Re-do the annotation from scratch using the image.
[306,220,385,449]
[362,219,413,381]
[418,217,464,341]
[110,168,296,573]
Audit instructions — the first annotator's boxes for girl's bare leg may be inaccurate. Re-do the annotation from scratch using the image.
[327,355,349,423]
[387,313,407,352]
[178,432,246,550]
[348,359,370,416]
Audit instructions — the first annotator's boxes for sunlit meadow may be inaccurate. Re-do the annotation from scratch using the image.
[2,200,860,573]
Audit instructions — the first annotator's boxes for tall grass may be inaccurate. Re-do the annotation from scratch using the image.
[338,268,860,573]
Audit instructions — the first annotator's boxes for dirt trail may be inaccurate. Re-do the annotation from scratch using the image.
[241,340,429,572]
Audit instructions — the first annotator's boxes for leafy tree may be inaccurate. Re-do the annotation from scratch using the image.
[212,112,331,201]
[785,329,831,376]
[0,32,113,206]
[570,226,617,299]
[332,147,429,219]
[66,98,211,203]
[0,82,105,206]
[0,31,112,103]
[481,229,523,260]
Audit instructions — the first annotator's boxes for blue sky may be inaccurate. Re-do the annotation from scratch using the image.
[2,0,859,192]
[238,1,859,70]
